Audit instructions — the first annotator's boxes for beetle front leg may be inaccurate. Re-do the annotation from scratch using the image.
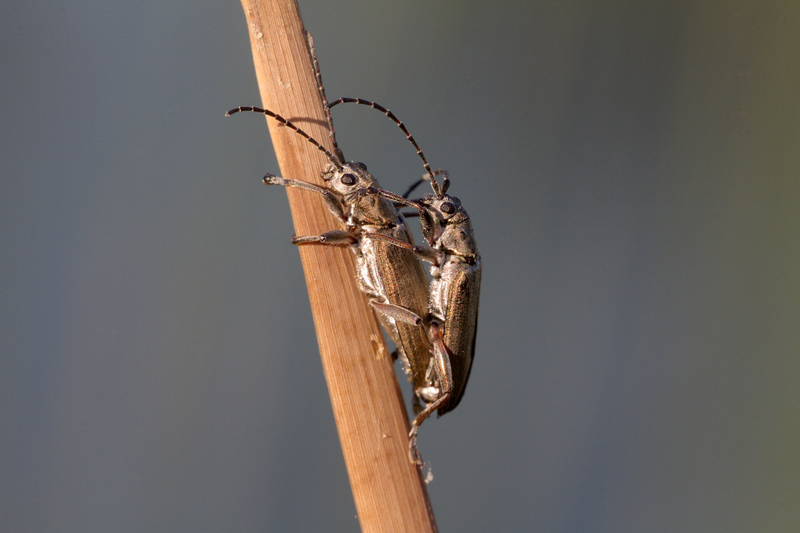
[291,230,356,246]
[263,173,346,223]
[345,186,424,212]
[363,232,443,267]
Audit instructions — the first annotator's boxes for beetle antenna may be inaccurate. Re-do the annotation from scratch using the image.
[430,169,450,196]
[327,97,442,195]
[306,32,345,164]
[225,106,343,169]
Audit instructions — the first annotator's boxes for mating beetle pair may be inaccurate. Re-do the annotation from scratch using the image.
[227,93,480,465]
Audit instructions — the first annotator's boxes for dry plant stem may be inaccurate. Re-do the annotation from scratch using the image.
[238,1,437,531]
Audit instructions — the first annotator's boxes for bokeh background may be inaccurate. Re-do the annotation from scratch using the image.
[3,1,799,531]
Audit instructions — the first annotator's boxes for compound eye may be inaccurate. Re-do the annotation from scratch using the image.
[440,201,456,215]
[341,174,357,186]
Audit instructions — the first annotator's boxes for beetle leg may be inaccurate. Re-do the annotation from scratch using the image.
[363,232,442,266]
[408,393,448,465]
[407,322,453,464]
[428,322,454,400]
[344,186,425,212]
[291,230,355,246]
[263,173,346,223]
[370,301,430,347]
[370,301,423,326]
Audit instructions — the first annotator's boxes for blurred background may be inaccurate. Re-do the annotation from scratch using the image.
[2,1,799,531]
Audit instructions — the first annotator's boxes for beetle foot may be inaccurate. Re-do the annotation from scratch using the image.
[408,428,423,466]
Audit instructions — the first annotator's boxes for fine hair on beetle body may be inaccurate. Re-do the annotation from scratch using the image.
[329,98,482,464]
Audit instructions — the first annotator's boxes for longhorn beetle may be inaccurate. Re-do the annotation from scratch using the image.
[226,102,433,408]
[329,98,482,463]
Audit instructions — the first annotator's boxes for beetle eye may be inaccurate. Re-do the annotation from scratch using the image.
[441,201,456,215]
[341,174,357,186]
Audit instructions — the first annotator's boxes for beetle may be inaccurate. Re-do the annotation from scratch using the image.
[225,105,435,435]
[329,99,482,463]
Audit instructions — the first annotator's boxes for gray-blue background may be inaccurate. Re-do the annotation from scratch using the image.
[3,1,798,531]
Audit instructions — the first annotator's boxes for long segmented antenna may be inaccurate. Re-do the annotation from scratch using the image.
[307,32,344,163]
[402,169,450,199]
[225,106,343,170]
[327,97,444,197]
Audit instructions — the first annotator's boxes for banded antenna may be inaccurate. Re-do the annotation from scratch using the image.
[327,98,448,198]
[225,106,343,170]
[306,32,345,164]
